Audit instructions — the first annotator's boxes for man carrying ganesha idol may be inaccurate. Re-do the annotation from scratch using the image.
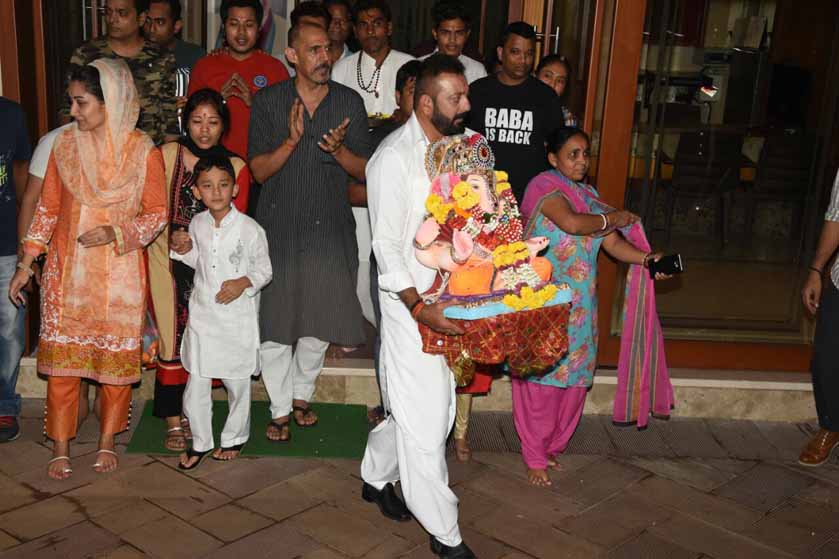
[415,133,572,461]
[413,132,571,379]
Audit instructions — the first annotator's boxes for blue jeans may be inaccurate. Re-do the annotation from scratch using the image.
[0,255,25,417]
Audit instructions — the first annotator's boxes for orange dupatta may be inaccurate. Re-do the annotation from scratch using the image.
[51,58,154,339]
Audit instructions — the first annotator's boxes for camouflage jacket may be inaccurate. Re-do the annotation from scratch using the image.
[61,38,179,145]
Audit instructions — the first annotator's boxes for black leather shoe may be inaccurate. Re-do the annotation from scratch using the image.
[361,482,412,522]
[430,536,476,558]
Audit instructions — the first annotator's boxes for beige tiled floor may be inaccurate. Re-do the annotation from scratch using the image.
[1,404,838,558]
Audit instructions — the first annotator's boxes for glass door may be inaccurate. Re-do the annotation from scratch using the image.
[593,0,839,370]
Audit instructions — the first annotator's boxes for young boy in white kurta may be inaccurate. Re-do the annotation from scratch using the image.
[170,156,272,469]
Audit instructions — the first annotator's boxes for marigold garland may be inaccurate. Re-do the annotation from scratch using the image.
[491,242,530,268]
[426,193,454,224]
[502,284,559,311]
[452,181,480,210]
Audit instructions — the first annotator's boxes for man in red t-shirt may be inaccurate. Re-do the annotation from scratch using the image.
[189,0,289,159]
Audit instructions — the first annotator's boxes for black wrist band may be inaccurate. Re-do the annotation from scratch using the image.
[809,265,824,275]
[408,299,422,313]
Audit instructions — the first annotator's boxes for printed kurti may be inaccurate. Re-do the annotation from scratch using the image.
[22,137,167,384]
[61,39,178,144]
[171,207,272,379]
[522,171,604,388]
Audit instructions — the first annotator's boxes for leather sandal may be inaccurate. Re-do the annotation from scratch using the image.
[48,455,73,476]
[164,427,187,452]
[93,449,118,471]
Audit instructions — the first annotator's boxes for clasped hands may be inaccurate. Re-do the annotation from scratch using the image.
[170,228,251,304]
[221,73,253,107]
[287,97,350,155]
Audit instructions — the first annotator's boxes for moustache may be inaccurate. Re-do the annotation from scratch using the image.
[315,63,330,73]
[452,112,469,123]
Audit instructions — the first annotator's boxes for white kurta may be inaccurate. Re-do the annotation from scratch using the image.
[332,48,416,118]
[333,48,415,328]
[419,50,488,84]
[360,114,464,547]
[172,206,272,379]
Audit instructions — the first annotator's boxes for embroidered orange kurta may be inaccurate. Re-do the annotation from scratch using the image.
[23,143,167,384]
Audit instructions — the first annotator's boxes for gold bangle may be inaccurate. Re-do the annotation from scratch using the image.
[16,262,34,277]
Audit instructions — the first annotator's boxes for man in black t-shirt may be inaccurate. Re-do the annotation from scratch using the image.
[467,21,564,203]
[0,97,31,443]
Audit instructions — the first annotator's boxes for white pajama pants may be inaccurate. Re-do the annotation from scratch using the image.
[360,302,462,547]
[353,207,376,326]
[183,375,251,453]
[260,337,329,419]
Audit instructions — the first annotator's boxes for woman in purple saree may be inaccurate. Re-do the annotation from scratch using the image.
[516,127,674,486]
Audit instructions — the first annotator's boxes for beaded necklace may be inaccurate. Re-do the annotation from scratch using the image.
[356,51,385,98]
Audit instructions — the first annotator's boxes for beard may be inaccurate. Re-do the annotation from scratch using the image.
[431,106,468,136]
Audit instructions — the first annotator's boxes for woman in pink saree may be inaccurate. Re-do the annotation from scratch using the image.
[516,127,674,487]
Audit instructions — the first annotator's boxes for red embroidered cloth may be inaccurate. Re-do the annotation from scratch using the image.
[419,303,570,380]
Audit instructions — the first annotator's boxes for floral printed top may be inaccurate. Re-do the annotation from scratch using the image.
[522,171,604,388]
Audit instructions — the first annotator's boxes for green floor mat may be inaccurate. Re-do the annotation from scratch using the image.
[126,400,368,459]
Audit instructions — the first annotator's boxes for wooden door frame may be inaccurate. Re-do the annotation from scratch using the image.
[592,0,810,371]
[0,0,21,101]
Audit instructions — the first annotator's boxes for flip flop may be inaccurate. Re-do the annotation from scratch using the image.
[292,405,318,428]
[212,443,245,461]
[178,448,212,470]
[266,420,291,443]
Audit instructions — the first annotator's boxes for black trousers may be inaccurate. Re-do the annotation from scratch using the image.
[152,379,186,419]
[812,280,839,431]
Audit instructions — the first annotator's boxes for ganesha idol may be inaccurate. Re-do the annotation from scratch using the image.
[415,133,572,386]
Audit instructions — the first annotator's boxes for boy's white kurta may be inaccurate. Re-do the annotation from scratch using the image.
[171,206,272,379]
[360,113,463,548]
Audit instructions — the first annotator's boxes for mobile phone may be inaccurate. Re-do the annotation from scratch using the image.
[648,253,684,278]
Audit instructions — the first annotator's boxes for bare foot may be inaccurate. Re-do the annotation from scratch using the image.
[47,440,72,480]
[527,467,552,487]
[93,435,118,473]
[454,437,472,462]
[266,417,290,441]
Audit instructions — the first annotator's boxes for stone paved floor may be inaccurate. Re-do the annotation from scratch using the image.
[1,399,839,558]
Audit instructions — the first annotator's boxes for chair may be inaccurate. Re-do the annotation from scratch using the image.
[743,134,814,257]
[663,130,743,249]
